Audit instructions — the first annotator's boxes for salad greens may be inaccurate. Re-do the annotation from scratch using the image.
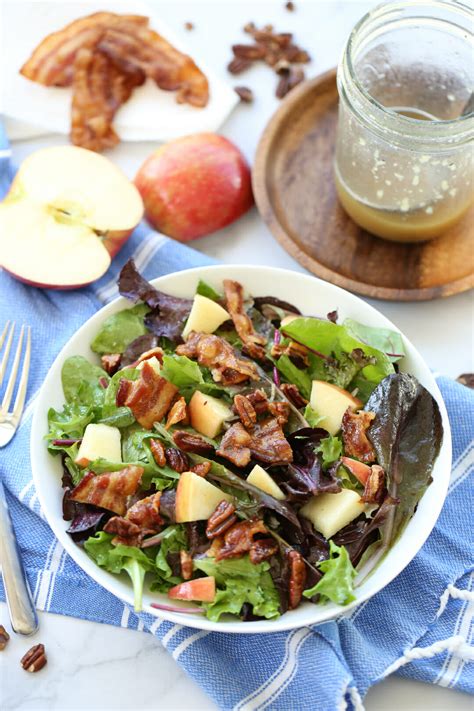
[46,259,442,623]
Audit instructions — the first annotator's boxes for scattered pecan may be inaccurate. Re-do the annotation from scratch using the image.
[184,21,194,30]
[173,430,214,455]
[0,625,10,650]
[232,43,266,60]
[180,550,193,580]
[243,21,256,34]
[216,518,268,560]
[276,65,305,98]
[206,501,238,539]
[234,394,257,429]
[176,332,259,385]
[20,644,47,673]
[285,1,295,10]
[287,550,306,609]
[228,57,252,74]
[268,401,290,426]
[234,86,253,103]
[457,373,474,389]
[165,397,188,430]
[150,438,166,467]
[249,538,278,564]
[280,383,308,408]
[362,465,385,504]
[190,461,211,478]
[101,353,121,375]
[246,388,269,415]
[116,377,132,406]
[341,410,376,463]
[165,447,190,473]
[224,279,267,361]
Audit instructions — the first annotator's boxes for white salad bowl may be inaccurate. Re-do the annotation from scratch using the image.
[30,265,451,633]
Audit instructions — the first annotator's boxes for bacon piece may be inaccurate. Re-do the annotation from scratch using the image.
[176,333,259,385]
[271,340,310,367]
[165,397,188,429]
[223,280,267,360]
[101,353,121,375]
[116,378,133,407]
[341,410,376,463]
[124,360,178,429]
[131,347,164,368]
[69,465,143,515]
[104,492,162,545]
[71,47,145,151]
[97,25,209,107]
[361,465,385,504]
[103,517,142,546]
[20,12,149,86]
[216,518,268,560]
[217,417,293,467]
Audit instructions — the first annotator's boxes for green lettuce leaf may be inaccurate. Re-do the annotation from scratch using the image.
[120,426,179,487]
[160,354,226,399]
[149,525,188,592]
[84,532,155,611]
[343,318,405,363]
[303,404,323,428]
[193,556,280,622]
[315,435,342,468]
[303,541,356,605]
[61,356,109,410]
[47,403,93,443]
[196,280,222,302]
[90,304,149,355]
[276,355,312,399]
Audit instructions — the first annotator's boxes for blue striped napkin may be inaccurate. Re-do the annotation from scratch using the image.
[1,127,473,709]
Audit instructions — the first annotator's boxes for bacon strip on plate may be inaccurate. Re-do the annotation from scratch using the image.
[69,465,143,516]
[124,360,178,429]
[176,332,259,385]
[341,410,376,463]
[223,280,267,360]
[104,492,163,545]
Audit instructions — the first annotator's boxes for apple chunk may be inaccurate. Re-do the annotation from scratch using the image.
[300,488,368,540]
[341,457,371,485]
[168,577,216,603]
[188,390,232,439]
[310,380,362,436]
[75,423,122,467]
[175,471,232,523]
[182,294,230,340]
[247,464,285,501]
[0,146,143,289]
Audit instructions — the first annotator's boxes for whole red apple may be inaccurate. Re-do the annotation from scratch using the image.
[135,133,253,241]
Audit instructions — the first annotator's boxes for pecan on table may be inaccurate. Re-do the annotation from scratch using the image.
[234,394,257,429]
[0,625,10,650]
[20,644,47,673]
[234,86,253,103]
[227,57,252,74]
[287,550,306,609]
[180,550,193,580]
[150,438,166,467]
[173,430,214,455]
[232,43,266,61]
[341,410,376,463]
[190,461,211,478]
[275,65,305,99]
[206,501,238,539]
[280,383,308,409]
[101,353,121,375]
[165,447,190,473]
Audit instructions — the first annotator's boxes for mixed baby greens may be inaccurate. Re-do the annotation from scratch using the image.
[46,260,443,621]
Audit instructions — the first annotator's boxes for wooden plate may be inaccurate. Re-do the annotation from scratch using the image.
[252,68,474,301]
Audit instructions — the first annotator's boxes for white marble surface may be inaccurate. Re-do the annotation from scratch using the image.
[1,1,473,710]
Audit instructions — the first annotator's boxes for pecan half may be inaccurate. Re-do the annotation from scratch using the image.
[0,625,10,650]
[276,65,305,99]
[280,383,308,408]
[234,86,253,103]
[232,43,266,60]
[190,461,211,478]
[101,353,121,375]
[246,388,269,415]
[180,550,193,580]
[150,438,166,467]
[165,396,188,430]
[234,394,257,429]
[206,501,238,539]
[20,644,47,673]
[165,447,189,473]
[288,550,306,609]
[173,430,214,455]
[228,57,252,74]
[268,401,290,425]
[104,516,143,546]
[249,538,278,564]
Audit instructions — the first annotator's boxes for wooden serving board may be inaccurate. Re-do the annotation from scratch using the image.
[252,68,474,301]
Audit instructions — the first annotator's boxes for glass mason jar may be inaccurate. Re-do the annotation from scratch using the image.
[335,1,474,243]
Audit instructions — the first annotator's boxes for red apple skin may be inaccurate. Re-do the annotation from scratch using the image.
[168,577,216,603]
[134,133,254,241]
[341,457,371,486]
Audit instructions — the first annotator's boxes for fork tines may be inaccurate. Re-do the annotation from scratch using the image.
[0,321,31,425]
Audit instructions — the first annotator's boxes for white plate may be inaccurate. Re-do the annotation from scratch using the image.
[30,265,451,634]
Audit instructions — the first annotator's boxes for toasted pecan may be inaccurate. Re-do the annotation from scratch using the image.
[206,501,238,539]
[288,550,306,609]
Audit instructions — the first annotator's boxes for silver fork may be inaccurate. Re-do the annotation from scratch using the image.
[0,322,38,635]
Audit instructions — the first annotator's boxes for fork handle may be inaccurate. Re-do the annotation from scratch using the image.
[0,480,38,635]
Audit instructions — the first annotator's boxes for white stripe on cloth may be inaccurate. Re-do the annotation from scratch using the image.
[172,630,210,660]
[35,539,65,610]
[449,444,474,493]
[18,479,34,502]
[381,635,473,678]
[436,572,474,688]
[234,628,312,711]
[162,624,183,647]
[121,606,130,628]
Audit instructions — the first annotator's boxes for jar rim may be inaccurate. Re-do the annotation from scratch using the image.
[344,0,474,131]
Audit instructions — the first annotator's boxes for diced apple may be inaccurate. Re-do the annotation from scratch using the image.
[175,471,232,523]
[168,577,216,603]
[136,356,161,374]
[310,380,362,436]
[247,464,285,501]
[280,314,300,328]
[182,294,230,339]
[75,423,122,467]
[188,390,232,439]
[300,488,368,540]
[341,457,371,485]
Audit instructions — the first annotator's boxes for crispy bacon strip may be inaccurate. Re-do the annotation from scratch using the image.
[176,332,259,385]
[20,12,149,86]
[71,47,145,152]
[361,465,385,504]
[104,492,163,545]
[341,410,376,463]
[223,280,267,360]
[217,417,293,467]
[103,517,143,546]
[124,360,178,429]
[216,518,268,560]
[69,465,143,516]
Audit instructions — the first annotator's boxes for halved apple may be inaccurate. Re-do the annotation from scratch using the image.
[182,294,230,339]
[310,380,362,436]
[341,457,371,485]
[188,390,233,439]
[247,464,285,501]
[175,471,232,523]
[300,488,368,540]
[75,423,122,467]
[0,146,143,289]
[168,577,216,603]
